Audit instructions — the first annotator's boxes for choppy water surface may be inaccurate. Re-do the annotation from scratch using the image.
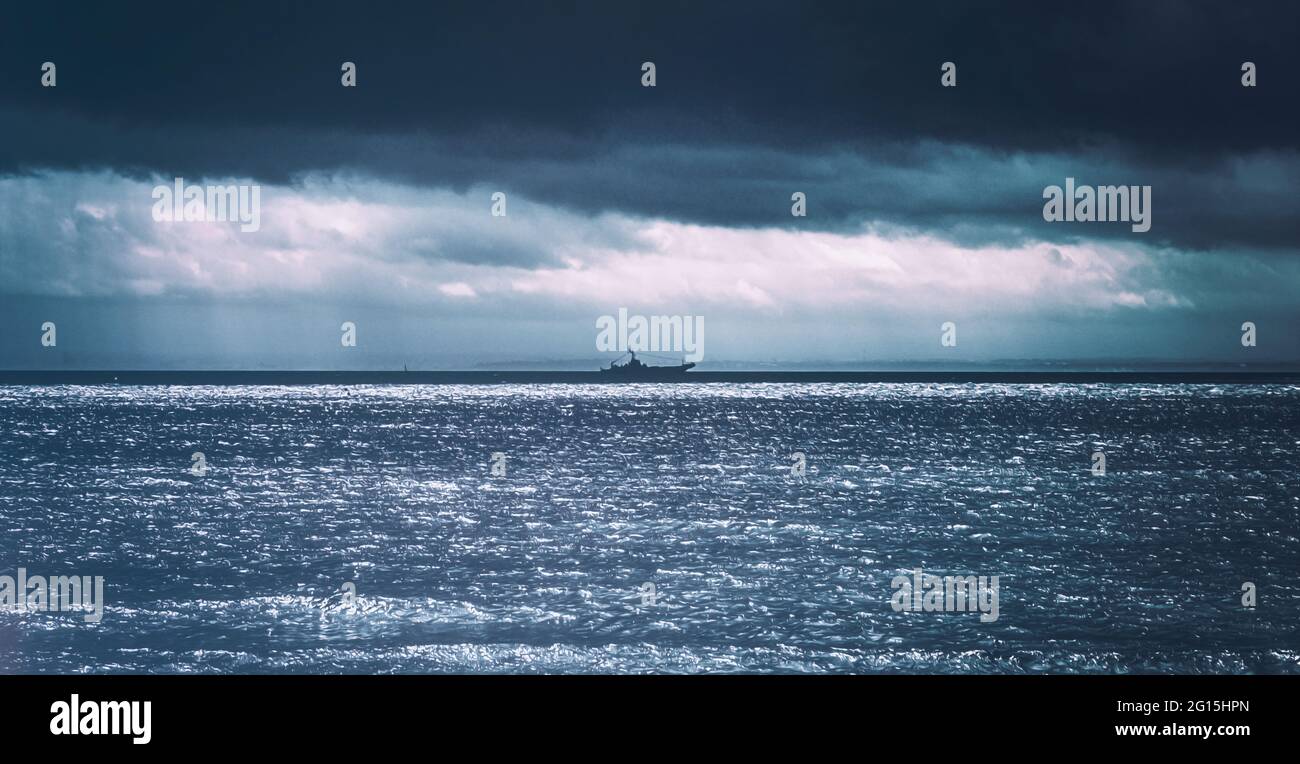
[0,383,1297,673]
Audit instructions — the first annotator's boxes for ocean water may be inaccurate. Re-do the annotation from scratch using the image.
[0,383,1296,674]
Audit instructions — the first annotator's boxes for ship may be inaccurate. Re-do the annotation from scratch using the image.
[600,350,695,377]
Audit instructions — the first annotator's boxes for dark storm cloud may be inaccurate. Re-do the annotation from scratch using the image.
[2,107,1295,254]
[0,1,1296,255]
[3,0,1296,152]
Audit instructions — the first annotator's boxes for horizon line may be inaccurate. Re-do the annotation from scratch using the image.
[3,369,1299,386]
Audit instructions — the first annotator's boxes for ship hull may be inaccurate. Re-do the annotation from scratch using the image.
[599,364,695,377]
[599,360,696,377]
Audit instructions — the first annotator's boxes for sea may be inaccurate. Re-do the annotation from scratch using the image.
[0,382,1297,673]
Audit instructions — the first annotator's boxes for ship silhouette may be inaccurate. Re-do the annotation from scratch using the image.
[600,350,695,376]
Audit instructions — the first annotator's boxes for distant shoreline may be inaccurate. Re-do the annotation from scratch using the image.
[2,370,1298,385]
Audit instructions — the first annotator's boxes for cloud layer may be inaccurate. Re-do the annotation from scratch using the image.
[0,1,1295,367]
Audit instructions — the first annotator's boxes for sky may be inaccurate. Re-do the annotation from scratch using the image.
[0,0,1297,369]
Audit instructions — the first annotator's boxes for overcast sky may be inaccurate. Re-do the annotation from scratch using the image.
[1,1,1297,369]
